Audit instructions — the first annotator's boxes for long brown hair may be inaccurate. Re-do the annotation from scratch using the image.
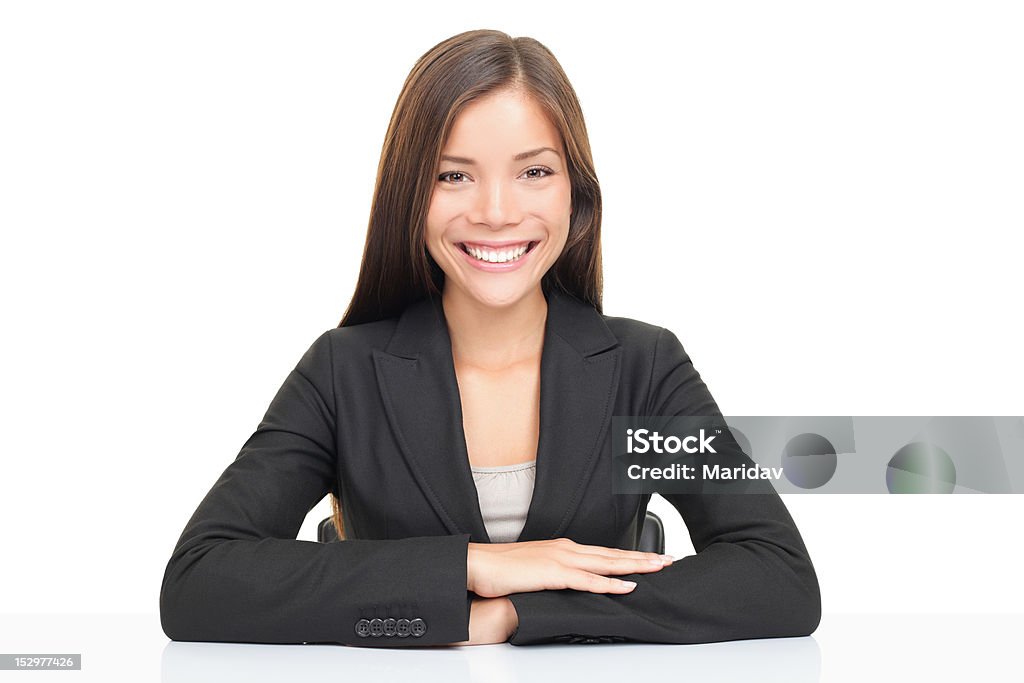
[328,29,603,540]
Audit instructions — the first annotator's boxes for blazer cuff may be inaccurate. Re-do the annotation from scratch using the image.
[343,533,473,647]
[505,590,621,646]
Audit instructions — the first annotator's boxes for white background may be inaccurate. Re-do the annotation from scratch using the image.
[2,0,1021,620]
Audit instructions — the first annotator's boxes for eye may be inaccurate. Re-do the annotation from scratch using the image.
[438,171,470,184]
[522,166,555,180]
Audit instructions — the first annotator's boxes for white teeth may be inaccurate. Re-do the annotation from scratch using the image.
[464,243,530,264]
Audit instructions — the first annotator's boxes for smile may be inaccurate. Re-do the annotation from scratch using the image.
[457,240,539,265]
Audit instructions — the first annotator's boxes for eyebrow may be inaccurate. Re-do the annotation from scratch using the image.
[439,146,561,165]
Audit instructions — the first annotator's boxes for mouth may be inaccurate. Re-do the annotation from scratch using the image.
[457,240,540,265]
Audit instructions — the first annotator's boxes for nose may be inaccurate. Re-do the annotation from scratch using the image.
[468,178,523,229]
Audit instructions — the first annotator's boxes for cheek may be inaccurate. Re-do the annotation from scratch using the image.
[425,195,452,240]
[539,181,573,226]
[428,189,461,217]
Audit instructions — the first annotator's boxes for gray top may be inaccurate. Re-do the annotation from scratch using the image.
[470,460,537,543]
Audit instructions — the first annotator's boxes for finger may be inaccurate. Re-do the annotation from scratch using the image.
[559,569,638,594]
[566,553,673,576]
[569,544,674,565]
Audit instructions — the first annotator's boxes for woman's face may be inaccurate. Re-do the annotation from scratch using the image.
[425,88,572,309]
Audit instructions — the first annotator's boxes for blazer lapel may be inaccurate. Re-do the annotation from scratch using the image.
[372,287,622,543]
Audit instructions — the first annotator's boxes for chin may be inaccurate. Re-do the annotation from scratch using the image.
[462,285,534,309]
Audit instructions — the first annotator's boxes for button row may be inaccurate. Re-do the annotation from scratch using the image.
[355,617,428,638]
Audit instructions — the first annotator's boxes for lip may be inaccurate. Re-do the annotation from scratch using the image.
[460,240,534,249]
[456,240,539,272]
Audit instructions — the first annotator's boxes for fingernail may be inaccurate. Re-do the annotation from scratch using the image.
[620,580,637,588]
[647,559,663,565]
[660,555,674,563]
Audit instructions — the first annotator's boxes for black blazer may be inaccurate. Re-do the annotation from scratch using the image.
[159,287,821,647]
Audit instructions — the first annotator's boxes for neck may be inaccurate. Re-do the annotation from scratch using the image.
[441,284,548,371]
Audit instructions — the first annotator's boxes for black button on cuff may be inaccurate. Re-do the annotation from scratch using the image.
[369,618,384,637]
[395,618,411,637]
[383,618,397,637]
[409,618,427,638]
[355,619,371,638]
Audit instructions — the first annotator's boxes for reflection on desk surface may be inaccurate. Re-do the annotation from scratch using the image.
[163,632,819,683]
[1,613,1021,683]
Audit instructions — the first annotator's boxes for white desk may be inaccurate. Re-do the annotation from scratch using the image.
[0,613,1020,682]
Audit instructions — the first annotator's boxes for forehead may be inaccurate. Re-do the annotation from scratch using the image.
[443,89,562,152]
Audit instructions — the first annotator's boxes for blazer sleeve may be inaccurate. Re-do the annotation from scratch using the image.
[159,329,473,647]
[506,327,822,645]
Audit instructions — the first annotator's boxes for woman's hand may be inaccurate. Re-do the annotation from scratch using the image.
[467,538,674,599]
[450,597,519,645]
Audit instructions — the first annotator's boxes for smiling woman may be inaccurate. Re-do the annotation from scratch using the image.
[160,28,820,649]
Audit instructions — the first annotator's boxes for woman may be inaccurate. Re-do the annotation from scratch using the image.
[160,29,821,647]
